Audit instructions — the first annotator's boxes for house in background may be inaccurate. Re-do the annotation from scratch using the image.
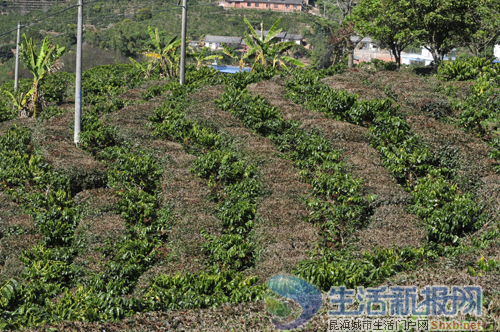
[223,0,305,12]
[255,30,303,44]
[204,31,304,51]
[494,45,500,61]
[205,36,244,50]
[350,36,378,51]
[400,47,455,66]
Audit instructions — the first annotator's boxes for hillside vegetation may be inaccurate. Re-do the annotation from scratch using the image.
[0,0,323,85]
[0,58,499,330]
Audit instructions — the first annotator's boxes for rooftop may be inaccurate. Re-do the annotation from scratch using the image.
[228,0,303,4]
[205,35,243,44]
[255,30,303,40]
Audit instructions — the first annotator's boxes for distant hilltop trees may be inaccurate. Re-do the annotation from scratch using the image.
[0,0,65,12]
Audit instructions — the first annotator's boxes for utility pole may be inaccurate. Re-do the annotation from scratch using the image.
[179,0,187,85]
[74,0,83,145]
[14,21,21,92]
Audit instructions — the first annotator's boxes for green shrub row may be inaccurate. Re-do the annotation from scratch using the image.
[0,126,86,329]
[295,247,437,292]
[450,62,500,171]
[213,73,438,293]
[149,79,262,274]
[438,57,500,82]
[285,70,487,245]
[0,81,163,328]
[147,74,272,307]
[216,87,370,245]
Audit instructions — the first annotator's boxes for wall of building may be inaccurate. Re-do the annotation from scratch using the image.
[224,2,301,11]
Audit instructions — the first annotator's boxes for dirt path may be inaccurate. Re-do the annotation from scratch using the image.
[246,78,425,251]
[186,85,319,280]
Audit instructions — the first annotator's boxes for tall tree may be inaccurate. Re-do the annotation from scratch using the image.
[328,21,360,68]
[350,0,416,68]
[456,0,500,56]
[405,0,475,68]
[336,0,357,22]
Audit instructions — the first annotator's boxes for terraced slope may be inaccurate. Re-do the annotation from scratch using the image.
[0,65,500,331]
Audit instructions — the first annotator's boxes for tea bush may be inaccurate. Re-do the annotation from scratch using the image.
[295,247,437,292]
[144,271,264,311]
[149,74,265,288]
[286,70,486,246]
[216,86,370,245]
[438,57,500,82]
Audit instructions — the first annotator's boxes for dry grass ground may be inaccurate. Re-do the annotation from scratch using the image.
[246,78,425,252]
[103,96,223,287]
[321,68,386,101]
[186,85,320,281]
[2,68,500,331]
[0,192,38,282]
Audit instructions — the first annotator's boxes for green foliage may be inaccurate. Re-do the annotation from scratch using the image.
[0,91,16,122]
[489,138,500,173]
[201,232,256,272]
[79,109,119,156]
[99,146,163,193]
[144,271,265,310]
[349,0,415,68]
[295,247,437,291]
[285,68,487,245]
[438,57,500,81]
[368,58,399,71]
[404,0,485,67]
[40,71,74,104]
[135,8,152,22]
[242,18,305,71]
[410,171,486,243]
[19,34,66,117]
[81,64,143,104]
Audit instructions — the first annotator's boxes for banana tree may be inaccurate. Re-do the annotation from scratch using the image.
[221,44,246,72]
[243,18,305,71]
[190,47,222,70]
[139,27,182,78]
[4,91,31,118]
[19,34,65,117]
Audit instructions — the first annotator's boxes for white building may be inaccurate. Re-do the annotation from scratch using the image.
[494,44,500,61]
[401,47,454,66]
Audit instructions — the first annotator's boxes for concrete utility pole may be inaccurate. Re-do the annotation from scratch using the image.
[14,21,21,92]
[74,0,83,145]
[179,0,187,85]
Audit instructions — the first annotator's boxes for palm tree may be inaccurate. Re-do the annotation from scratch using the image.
[242,18,305,71]
[132,27,182,78]
[221,44,246,72]
[19,34,65,117]
[190,47,222,70]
